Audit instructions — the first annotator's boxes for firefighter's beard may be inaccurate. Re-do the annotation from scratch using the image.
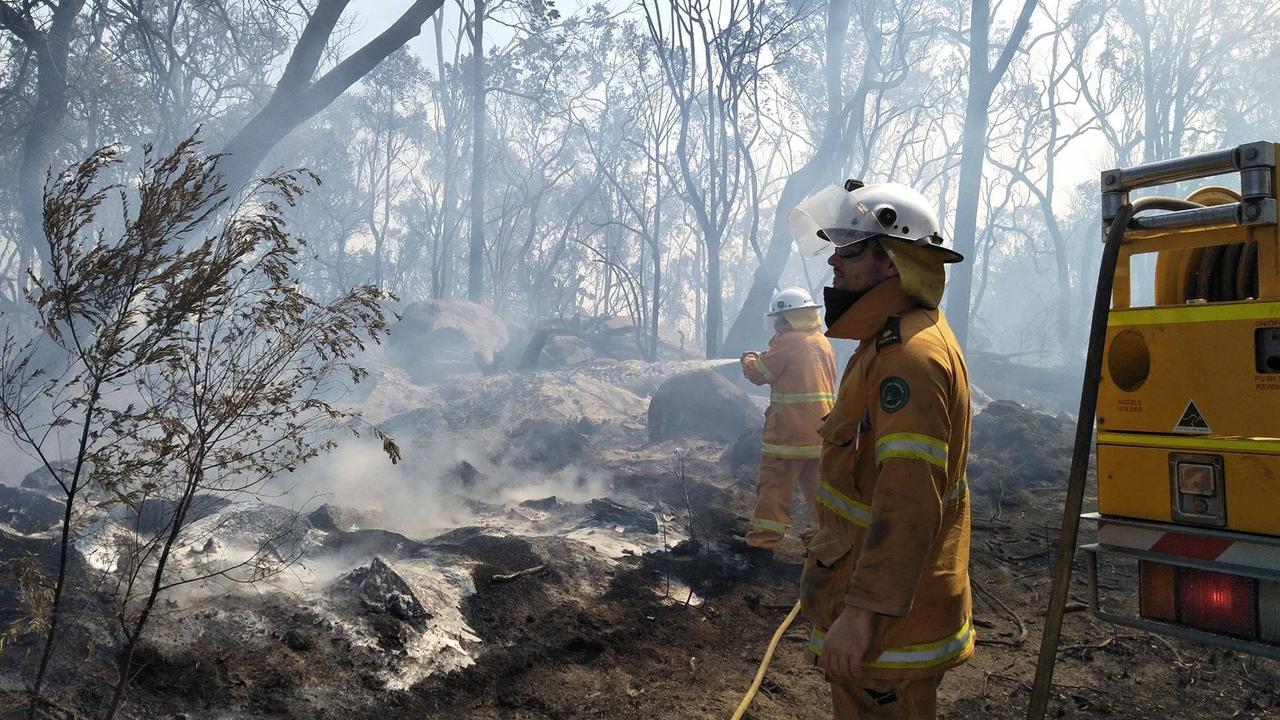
[823,285,869,326]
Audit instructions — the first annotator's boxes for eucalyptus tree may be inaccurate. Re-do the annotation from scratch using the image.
[1061,0,1280,307]
[215,0,448,208]
[0,0,89,271]
[1069,0,1280,165]
[426,8,472,299]
[102,0,302,151]
[944,0,1037,351]
[986,13,1097,360]
[721,0,946,356]
[349,48,430,291]
[641,0,803,357]
[569,18,680,358]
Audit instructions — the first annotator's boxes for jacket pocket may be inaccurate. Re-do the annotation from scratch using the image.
[807,526,853,567]
[801,550,851,629]
[818,415,860,448]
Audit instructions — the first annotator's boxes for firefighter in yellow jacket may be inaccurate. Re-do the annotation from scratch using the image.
[740,287,837,551]
[788,181,971,718]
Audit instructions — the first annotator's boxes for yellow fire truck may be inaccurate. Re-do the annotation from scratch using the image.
[1030,141,1280,718]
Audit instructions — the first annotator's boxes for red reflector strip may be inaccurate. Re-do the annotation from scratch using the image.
[1178,569,1257,639]
[1149,533,1235,561]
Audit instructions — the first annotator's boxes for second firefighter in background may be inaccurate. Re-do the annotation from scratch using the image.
[740,288,836,551]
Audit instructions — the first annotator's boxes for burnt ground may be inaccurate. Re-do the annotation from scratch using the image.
[4,402,1280,719]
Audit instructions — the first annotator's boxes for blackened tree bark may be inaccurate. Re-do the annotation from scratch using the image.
[432,11,462,299]
[721,0,922,356]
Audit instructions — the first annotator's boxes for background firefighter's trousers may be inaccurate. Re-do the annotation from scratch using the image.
[745,455,820,549]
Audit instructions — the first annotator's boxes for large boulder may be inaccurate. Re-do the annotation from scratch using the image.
[386,300,508,383]
[503,417,592,471]
[0,485,63,534]
[20,460,80,494]
[539,333,596,368]
[647,369,762,444]
[127,494,232,536]
[308,503,392,533]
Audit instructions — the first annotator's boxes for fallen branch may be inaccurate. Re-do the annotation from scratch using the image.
[492,564,546,583]
[985,672,1106,695]
[1116,632,1195,669]
[973,582,1028,646]
[1059,635,1115,654]
[1004,548,1050,562]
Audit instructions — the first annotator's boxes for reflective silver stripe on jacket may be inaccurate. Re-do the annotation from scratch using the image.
[875,432,948,471]
[770,391,835,405]
[815,482,871,527]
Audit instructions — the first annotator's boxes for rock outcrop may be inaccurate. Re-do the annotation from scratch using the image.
[647,369,762,443]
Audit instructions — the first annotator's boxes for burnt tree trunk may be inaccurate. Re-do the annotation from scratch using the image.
[214,0,444,207]
[466,0,487,303]
[943,0,1035,350]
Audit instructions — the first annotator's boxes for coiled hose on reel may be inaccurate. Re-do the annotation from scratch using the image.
[1154,187,1262,303]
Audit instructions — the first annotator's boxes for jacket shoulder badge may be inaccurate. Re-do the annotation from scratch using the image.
[874,316,903,352]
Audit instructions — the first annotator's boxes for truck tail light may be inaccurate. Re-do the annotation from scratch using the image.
[1139,561,1275,643]
[1178,568,1256,638]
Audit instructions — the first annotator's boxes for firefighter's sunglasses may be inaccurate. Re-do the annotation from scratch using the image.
[832,239,879,260]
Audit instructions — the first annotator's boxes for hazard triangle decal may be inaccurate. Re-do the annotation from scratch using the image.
[1173,400,1211,435]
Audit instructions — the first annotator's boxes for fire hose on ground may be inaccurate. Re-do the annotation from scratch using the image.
[730,599,801,720]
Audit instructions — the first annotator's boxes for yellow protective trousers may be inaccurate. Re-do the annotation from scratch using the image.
[830,676,941,719]
[745,455,820,549]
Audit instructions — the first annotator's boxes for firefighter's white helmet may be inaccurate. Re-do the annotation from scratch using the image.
[788,181,963,263]
[766,287,820,316]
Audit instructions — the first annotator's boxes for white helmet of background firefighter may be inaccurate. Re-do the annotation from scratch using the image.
[788,180,964,308]
[766,287,820,316]
[763,286,823,333]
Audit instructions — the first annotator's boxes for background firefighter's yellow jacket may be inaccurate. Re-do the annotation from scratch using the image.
[742,324,837,460]
[801,277,973,680]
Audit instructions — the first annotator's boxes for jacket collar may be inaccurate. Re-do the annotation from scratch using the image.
[825,277,920,342]
[773,323,822,343]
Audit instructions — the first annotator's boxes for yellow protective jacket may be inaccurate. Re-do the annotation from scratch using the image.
[742,324,837,460]
[801,277,973,680]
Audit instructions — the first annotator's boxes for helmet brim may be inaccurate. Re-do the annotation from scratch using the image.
[788,183,965,263]
[765,302,823,316]
[923,244,965,264]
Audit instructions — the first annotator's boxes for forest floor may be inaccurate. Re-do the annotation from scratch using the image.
[1,366,1278,720]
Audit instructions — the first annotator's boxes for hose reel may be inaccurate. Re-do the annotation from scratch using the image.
[1154,187,1262,305]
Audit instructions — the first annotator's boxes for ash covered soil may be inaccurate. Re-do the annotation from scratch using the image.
[2,361,1279,719]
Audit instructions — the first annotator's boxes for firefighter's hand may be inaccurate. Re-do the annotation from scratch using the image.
[819,606,875,680]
